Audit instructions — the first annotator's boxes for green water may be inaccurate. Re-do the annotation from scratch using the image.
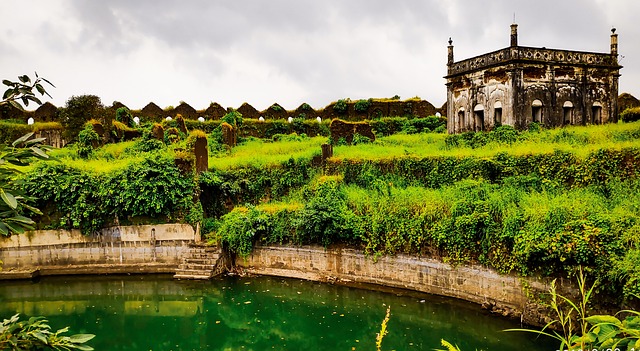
[0,275,554,350]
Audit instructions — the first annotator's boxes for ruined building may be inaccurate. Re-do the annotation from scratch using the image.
[445,24,622,133]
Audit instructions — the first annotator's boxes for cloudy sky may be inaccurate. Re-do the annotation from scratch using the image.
[1,0,638,112]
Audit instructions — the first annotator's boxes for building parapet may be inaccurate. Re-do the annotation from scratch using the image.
[447,46,620,77]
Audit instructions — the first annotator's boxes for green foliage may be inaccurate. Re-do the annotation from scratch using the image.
[1,72,54,111]
[0,121,32,145]
[297,176,356,246]
[0,313,95,350]
[369,116,446,136]
[351,133,372,145]
[132,130,165,153]
[211,206,266,257]
[76,125,100,159]
[21,153,197,234]
[115,107,133,127]
[0,133,51,236]
[61,95,105,142]
[333,99,349,114]
[221,109,243,128]
[354,99,372,113]
[621,107,640,123]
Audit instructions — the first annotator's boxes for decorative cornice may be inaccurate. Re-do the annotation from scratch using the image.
[446,46,621,77]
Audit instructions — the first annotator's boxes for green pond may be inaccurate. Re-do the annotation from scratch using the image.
[0,275,554,350]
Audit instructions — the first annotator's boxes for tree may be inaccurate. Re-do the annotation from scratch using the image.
[60,95,105,142]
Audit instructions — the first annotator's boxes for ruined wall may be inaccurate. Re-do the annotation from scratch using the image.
[446,30,622,133]
[447,67,515,133]
[0,224,197,271]
[237,245,556,323]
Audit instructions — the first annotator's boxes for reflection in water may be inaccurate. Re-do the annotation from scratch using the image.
[0,275,554,350]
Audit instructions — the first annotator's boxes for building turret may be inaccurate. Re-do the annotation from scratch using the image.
[510,23,518,47]
[447,38,454,65]
[611,27,618,56]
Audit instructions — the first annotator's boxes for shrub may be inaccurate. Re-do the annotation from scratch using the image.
[621,107,640,123]
[354,99,372,113]
[115,106,134,127]
[132,130,165,153]
[21,154,197,234]
[333,99,349,114]
[76,125,100,158]
[221,109,243,128]
[296,176,355,246]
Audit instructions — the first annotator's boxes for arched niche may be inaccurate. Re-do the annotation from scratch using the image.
[532,99,543,123]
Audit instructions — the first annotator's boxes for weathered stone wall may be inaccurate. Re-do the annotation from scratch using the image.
[446,26,622,133]
[0,224,197,270]
[237,245,556,323]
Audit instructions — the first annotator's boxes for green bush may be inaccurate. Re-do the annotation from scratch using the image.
[21,153,197,234]
[354,99,372,113]
[333,99,349,114]
[76,125,100,158]
[297,176,355,246]
[621,107,640,123]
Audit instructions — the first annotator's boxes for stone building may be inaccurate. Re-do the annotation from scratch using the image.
[445,24,622,133]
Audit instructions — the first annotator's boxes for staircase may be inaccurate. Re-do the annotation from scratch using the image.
[174,245,225,280]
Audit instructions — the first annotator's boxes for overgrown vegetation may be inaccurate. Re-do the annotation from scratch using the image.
[0,314,94,350]
[9,103,640,303]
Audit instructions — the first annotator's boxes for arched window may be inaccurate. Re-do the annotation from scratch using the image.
[494,101,502,125]
[457,107,465,132]
[532,100,543,123]
[563,101,574,125]
[591,102,603,124]
[474,104,485,131]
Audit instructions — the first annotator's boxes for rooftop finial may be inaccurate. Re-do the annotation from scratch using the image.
[611,27,616,34]
[510,23,518,47]
[448,37,453,46]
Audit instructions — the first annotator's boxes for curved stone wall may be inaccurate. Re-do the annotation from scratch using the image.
[237,245,557,325]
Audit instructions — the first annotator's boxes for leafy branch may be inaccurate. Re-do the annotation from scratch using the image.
[0,313,95,350]
[1,72,55,111]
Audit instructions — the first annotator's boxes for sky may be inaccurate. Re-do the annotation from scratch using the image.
[1,0,638,112]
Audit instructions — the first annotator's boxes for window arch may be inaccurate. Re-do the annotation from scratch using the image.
[493,101,503,125]
[563,101,574,125]
[532,99,543,123]
[474,104,485,131]
[591,102,603,124]
[457,107,465,132]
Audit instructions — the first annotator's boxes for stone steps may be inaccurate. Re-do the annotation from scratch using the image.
[174,246,224,280]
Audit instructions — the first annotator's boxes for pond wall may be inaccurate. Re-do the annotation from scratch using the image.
[1,229,558,324]
[0,224,197,276]
[237,245,555,324]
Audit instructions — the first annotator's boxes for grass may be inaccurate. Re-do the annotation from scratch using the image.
[45,141,145,174]
[209,136,326,170]
[331,121,640,162]
[26,121,640,173]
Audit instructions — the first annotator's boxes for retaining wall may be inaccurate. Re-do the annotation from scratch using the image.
[237,245,556,324]
[0,224,197,273]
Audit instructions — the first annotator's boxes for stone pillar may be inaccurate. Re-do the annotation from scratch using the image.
[447,38,454,66]
[194,134,208,174]
[510,23,518,47]
[610,28,618,56]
